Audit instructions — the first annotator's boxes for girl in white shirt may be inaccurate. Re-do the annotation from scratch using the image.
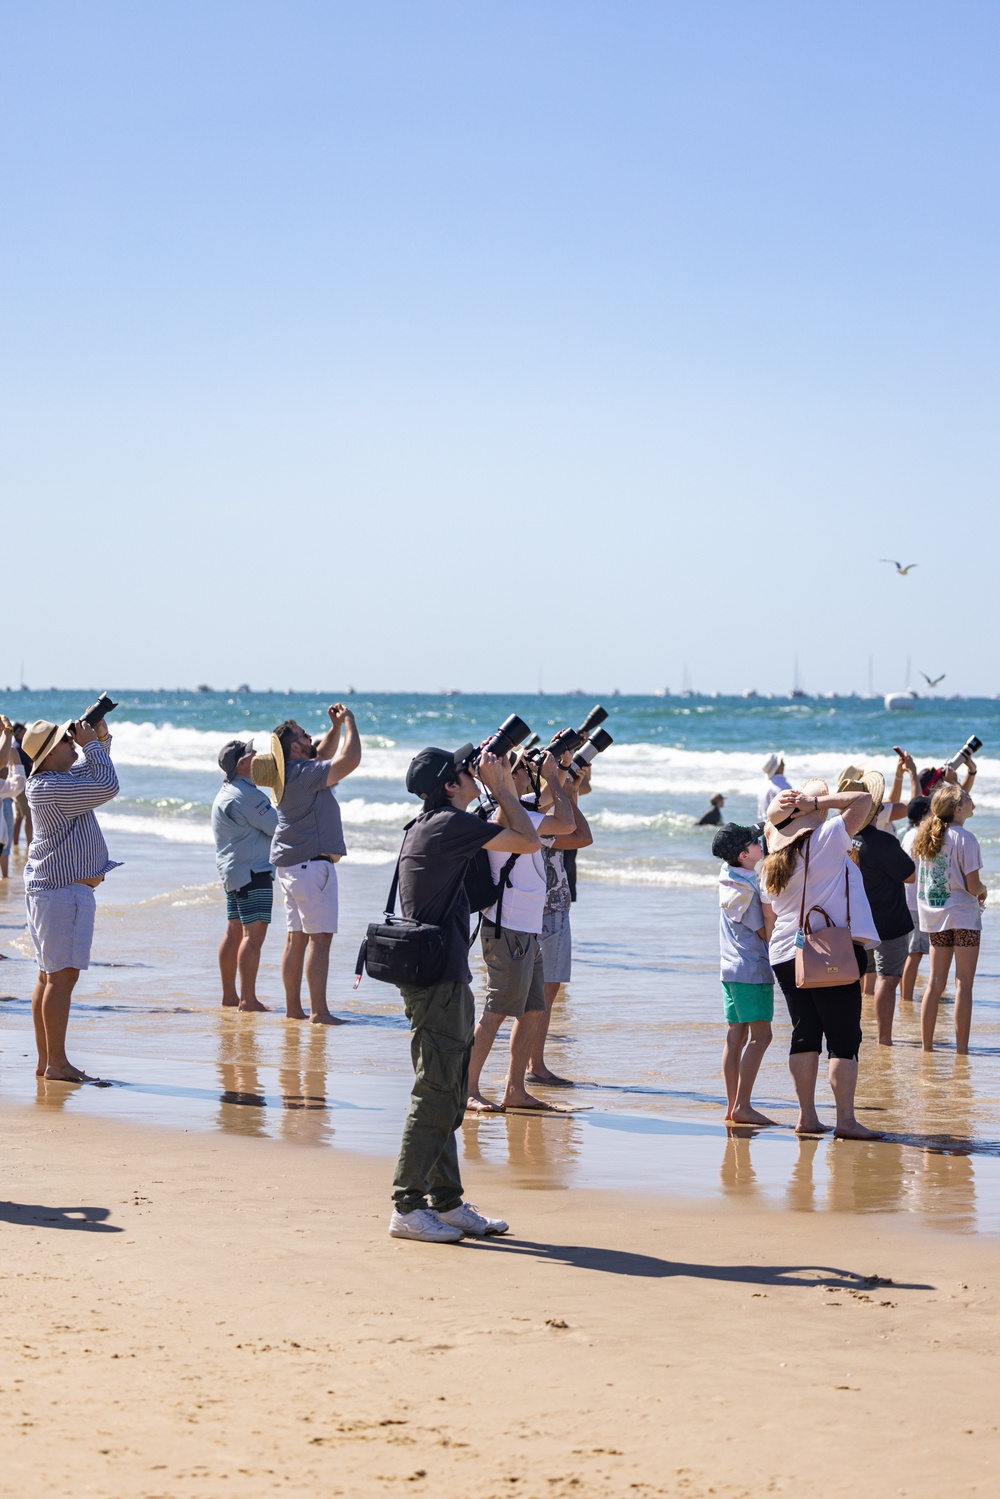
[912,782,987,1053]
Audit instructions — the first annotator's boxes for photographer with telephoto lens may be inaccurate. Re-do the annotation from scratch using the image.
[22,693,121,1082]
[388,739,541,1244]
[465,744,576,1115]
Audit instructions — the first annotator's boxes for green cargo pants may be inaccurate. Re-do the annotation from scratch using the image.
[392,979,475,1215]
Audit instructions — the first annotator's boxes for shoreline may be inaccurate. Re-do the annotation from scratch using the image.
[2,1099,999,1497]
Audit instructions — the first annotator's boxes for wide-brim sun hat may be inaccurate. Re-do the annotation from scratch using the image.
[764,778,829,852]
[762,752,784,777]
[837,769,885,830]
[23,718,74,775]
[250,731,286,806]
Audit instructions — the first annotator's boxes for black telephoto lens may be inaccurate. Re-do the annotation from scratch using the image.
[548,726,584,758]
[577,704,608,736]
[81,691,119,727]
[483,713,531,758]
[589,727,614,754]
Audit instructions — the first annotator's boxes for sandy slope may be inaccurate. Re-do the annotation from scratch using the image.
[1,1101,998,1499]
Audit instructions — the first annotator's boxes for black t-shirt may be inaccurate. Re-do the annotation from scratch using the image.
[397,806,501,983]
[852,825,915,941]
[696,806,722,825]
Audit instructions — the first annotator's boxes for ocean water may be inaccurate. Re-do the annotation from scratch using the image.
[2,689,999,1231]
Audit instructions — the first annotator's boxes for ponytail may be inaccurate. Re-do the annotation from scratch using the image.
[912,782,963,861]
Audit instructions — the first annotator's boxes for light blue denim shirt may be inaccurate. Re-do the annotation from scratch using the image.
[211,776,278,892]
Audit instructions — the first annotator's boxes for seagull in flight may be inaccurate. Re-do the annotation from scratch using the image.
[880,559,918,575]
[920,671,946,688]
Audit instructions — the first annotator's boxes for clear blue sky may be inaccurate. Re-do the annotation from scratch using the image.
[2,2,997,694]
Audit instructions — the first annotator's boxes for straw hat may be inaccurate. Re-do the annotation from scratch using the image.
[763,778,829,851]
[22,717,73,775]
[762,753,784,777]
[837,767,885,830]
[250,731,286,806]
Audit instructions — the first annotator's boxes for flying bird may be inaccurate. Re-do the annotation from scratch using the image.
[880,559,918,575]
[920,671,946,688]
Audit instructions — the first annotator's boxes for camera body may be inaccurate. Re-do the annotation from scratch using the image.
[75,692,119,730]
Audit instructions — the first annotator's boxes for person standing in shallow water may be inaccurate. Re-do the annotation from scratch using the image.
[712,822,775,1125]
[212,738,278,1012]
[759,779,881,1140]
[912,781,987,1054]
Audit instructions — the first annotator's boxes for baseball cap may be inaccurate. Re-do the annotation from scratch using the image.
[711,821,764,865]
[219,738,253,780]
[405,743,476,799]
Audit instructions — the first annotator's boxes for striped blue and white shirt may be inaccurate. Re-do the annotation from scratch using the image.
[24,738,122,893]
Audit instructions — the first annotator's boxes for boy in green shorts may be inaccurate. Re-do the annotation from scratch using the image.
[712,822,775,1125]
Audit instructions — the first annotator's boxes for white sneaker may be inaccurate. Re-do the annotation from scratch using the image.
[438,1201,509,1238]
[389,1207,463,1244]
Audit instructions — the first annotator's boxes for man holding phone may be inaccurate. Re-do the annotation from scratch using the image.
[22,713,121,1081]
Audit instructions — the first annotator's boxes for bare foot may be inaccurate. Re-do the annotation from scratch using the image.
[730,1106,779,1125]
[466,1093,502,1114]
[502,1089,559,1112]
[221,996,240,1008]
[795,1118,833,1135]
[525,1071,575,1086]
[285,1006,309,1020]
[310,1012,348,1025]
[238,999,272,1012]
[44,1065,94,1083]
[834,1121,883,1141]
[877,1038,893,1047]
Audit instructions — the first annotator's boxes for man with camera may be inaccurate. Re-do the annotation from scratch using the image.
[252,704,361,1024]
[390,743,541,1244]
[465,747,576,1115]
[22,710,120,1081]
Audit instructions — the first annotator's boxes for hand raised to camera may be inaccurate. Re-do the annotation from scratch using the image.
[328,703,350,727]
[72,719,98,746]
[477,750,512,796]
[538,751,560,784]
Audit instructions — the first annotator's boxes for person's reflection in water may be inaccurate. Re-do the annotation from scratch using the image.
[786,1134,822,1214]
[916,1146,977,1233]
[719,1125,763,1200]
[216,1020,268,1138]
[462,1110,580,1190]
[825,1137,906,1216]
[34,1076,74,1112]
[278,1023,331,1146]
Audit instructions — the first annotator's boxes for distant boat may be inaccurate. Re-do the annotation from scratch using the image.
[441,687,461,697]
[653,688,670,698]
[789,688,808,699]
[884,691,917,711]
[743,689,758,698]
[235,682,251,694]
[679,689,695,699]
[611,688,621,697]
[195,684,212,693]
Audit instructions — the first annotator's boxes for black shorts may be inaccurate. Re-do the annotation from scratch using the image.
[772,943,866,1061]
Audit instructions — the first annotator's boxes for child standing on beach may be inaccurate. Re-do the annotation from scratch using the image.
[713,823,775,1125]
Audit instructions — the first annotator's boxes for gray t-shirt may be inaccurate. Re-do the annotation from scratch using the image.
[270,758,347,867]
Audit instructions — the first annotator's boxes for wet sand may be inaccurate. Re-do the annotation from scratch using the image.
[3,1100,999,1498]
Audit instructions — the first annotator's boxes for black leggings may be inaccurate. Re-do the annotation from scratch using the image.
[772,943,866,1061]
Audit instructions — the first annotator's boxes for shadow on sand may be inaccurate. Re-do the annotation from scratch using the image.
[467,1238,931,1289]
[0,1201,122,1232]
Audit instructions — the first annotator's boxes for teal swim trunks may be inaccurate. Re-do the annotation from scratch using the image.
[722,981,774,1024]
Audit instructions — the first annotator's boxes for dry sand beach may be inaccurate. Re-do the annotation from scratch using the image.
[3,1101,1000,1499]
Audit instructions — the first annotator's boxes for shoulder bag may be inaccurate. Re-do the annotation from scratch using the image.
[793,832,861,989]
[354,822,470,990]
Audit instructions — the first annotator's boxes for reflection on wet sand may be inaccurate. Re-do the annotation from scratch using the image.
[462,1111,583,1191]
[214,1016,333,1146]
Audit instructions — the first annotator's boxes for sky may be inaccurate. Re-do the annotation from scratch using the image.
[1,1,998,696]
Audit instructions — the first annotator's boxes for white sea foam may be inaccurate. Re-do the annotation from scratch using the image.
[578,860,717,888]
[339,798,414,825]
[108,722,408,776]
[97,812,215,845]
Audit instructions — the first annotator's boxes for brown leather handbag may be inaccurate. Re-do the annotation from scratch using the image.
[793,833,861,989]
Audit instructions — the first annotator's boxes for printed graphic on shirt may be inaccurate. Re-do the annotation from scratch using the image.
[922,854,949,909]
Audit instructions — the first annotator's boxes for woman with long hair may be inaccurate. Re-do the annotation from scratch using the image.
[759,779,880,1138]
[913,782,987,1053]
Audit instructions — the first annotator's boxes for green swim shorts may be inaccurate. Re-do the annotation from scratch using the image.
[722,981,774,1025]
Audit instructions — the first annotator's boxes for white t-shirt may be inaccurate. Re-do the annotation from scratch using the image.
[916,824,983,933]
[760,815,879,966]
[484,808,547,935]
[901,825,920,912]
[758,774,791,822]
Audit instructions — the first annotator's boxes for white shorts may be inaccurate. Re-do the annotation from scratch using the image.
[277,860,339,935]
[26,884,97,973]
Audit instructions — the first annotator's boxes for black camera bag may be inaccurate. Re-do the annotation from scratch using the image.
[355,822,463,990]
